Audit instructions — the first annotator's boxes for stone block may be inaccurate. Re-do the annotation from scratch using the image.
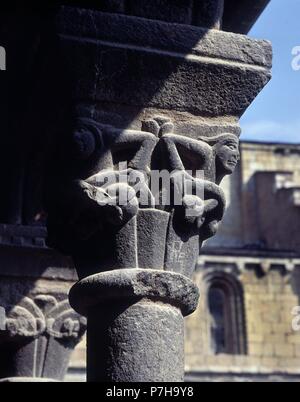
[262,344,275,357]
[260,357,279,370]
[248,343,264,356]
[274,344,294,358]
[294,344,300,357]
[57,8,271,118]
[262,311,281,323]
[264,334,285,344]
[278,358,300,369]
[247,334,264,343]
[204,355,235,367]
[286,334,300,345]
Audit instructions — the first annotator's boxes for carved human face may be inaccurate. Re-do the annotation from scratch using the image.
[214,137,240,175]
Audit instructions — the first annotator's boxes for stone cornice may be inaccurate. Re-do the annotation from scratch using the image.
[197,253,300,276]
[56,7,271,118]
[57,8,272,69]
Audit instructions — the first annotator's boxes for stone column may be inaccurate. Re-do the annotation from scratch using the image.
[45,1,272,382]
[0,225,86,382]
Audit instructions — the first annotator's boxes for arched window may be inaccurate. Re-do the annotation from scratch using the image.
[208,286,227,354]
[206,273,247,355]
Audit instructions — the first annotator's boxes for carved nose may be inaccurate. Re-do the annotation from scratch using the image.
[0,306,6,331]
[235,151,241,159]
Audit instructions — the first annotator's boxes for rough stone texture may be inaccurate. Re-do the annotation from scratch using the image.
[69,270,199,382]
[88,300,185,382]
[69,269,199,317]
[53,0,270,33]
[58,8,272,68]
[57,8,271,118]
[46,116,237,276]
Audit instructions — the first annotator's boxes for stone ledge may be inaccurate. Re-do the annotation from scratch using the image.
[0,377,58,382]
[57,7,272,68]
[185,371,300,382]
[59,36,271,117]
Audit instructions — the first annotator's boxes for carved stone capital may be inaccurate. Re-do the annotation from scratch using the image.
[46,117,238,283]
[0,230,86,381]
[1,295,86,345]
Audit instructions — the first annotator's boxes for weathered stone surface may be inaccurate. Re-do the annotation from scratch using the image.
[58,8,272,68]
[46,116,235,284]
[136,210,169,270]
[55,0,270,33]
[57,9,271,117]
[70,269,199,382]
[88,299,185,382]
[69,269,199,317]
[43,3,271,383]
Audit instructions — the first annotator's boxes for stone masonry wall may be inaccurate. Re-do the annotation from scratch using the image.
[206,142,300,251]
[185,260,300,377]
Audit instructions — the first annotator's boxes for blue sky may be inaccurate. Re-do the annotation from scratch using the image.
[240,0,300,143]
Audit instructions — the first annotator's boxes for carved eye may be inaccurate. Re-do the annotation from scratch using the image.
[226,142,237,151]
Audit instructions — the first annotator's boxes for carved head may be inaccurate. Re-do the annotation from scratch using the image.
[215,135,240,173]
[204,133,240,183]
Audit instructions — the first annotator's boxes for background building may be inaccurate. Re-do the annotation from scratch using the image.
[185,140,300,382]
